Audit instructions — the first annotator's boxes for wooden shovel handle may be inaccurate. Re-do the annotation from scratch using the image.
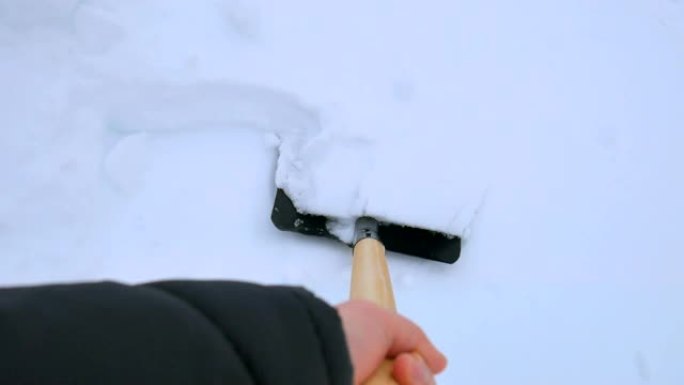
[350,238,398,385]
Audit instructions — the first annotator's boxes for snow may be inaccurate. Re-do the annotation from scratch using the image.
[1,1,684,384]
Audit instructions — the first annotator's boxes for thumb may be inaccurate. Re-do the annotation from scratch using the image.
[392,353,437,385]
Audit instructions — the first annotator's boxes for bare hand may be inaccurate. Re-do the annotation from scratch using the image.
[336,300,447,385]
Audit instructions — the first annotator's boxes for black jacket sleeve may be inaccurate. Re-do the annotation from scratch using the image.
[0,280,353,385]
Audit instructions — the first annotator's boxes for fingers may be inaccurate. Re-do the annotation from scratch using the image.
[336,300,447,384]
[392,353,436,385]
[383,311,447,374]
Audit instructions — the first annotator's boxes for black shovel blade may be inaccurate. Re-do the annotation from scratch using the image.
[271,189,461,264]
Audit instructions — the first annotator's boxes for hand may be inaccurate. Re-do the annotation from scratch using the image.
[336,300,447,385]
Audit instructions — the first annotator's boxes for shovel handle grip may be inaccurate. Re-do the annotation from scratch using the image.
[350,238,396,309]
[350,238,398,385]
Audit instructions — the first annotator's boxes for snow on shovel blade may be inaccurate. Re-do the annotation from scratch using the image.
[271,189,461,263]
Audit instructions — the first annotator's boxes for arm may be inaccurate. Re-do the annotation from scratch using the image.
[0,280,352,385]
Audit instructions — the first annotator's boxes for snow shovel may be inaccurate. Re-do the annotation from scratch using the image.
[271,188,460,384]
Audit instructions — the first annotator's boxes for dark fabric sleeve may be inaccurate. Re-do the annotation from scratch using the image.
[0,280,353,385]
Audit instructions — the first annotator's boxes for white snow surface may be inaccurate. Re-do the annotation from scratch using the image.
[2,1,684,384]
